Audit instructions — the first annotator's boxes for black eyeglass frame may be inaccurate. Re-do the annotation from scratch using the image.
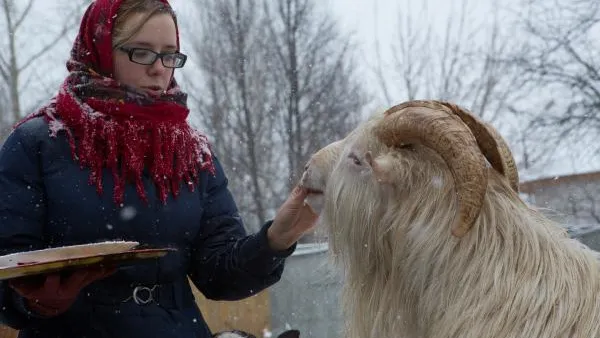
[118,46,187,68]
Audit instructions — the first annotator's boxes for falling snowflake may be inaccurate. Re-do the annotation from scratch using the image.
[262,328,272,338]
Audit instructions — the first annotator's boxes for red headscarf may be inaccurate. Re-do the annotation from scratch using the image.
[17,0,214,205]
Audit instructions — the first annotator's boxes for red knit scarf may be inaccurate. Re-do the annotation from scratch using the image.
[16,0,214,205]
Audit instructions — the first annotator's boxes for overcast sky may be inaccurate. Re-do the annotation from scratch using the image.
[25,0,505,112]
[14,0,600,180]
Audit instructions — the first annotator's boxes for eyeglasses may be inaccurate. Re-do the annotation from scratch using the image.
[118,47,187,68]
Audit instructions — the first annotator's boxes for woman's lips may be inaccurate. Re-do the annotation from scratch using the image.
[143,86,163,95]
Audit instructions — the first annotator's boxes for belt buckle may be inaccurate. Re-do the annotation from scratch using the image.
[131,285,157,305]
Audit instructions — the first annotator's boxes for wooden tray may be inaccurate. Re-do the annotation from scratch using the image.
[0,241,176,281]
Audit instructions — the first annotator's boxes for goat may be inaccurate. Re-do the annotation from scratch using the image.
[300,100,600,338]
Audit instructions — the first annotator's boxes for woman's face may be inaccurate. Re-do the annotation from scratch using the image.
[113,13,177,96]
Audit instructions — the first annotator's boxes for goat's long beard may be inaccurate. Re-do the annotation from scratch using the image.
[331,215,452,338]
[324,179,418,338]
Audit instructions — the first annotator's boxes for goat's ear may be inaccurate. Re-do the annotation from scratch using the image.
[278,329,300,338]
[367,152,395,184]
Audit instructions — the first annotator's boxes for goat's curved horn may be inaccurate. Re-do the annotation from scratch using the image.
[375,101,487,238]
[438,102,519,193]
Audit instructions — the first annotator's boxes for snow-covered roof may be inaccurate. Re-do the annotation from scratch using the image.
[292,242,329,256]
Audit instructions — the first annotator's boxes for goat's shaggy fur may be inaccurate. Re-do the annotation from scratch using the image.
[301,105,600,338]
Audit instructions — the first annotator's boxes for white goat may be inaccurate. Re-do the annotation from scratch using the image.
[300,100,600,338]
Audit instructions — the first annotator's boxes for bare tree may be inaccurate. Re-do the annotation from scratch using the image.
[263,0,368,190]
[509,0,600,162]
[0,0,86,140]
[370,0,558,177]
[373,0,528,124]
[185,0,282,232]
[0,84,9,140]
[184,0,368,235]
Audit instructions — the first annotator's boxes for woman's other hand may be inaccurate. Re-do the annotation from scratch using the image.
[267,186,319,251]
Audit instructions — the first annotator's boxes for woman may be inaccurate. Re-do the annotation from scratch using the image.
[0,0,317,337]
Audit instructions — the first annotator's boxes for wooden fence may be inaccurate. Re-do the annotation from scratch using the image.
[194,287,270,336]
[0,281,270,338]
[0,326,16,338]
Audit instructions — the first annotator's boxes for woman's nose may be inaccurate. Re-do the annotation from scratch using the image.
[148,58,168,74]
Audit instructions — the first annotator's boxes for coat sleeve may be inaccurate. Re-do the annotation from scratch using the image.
[0,121,47,328]
[187,156,296,301]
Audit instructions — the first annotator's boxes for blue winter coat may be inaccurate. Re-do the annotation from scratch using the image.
[0,117,294,337]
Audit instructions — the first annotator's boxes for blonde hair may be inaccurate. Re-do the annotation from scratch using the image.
[112,0,178,49]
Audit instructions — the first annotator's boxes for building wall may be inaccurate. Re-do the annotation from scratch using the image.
[520,172,600,248]
[520,172,600,228]
[573,229,600,252]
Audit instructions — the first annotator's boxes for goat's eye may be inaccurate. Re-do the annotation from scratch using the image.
[348,153,362,166]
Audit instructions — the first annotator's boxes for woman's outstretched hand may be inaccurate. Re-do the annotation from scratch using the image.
[267,186,319,251]
[9,266,116,317]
